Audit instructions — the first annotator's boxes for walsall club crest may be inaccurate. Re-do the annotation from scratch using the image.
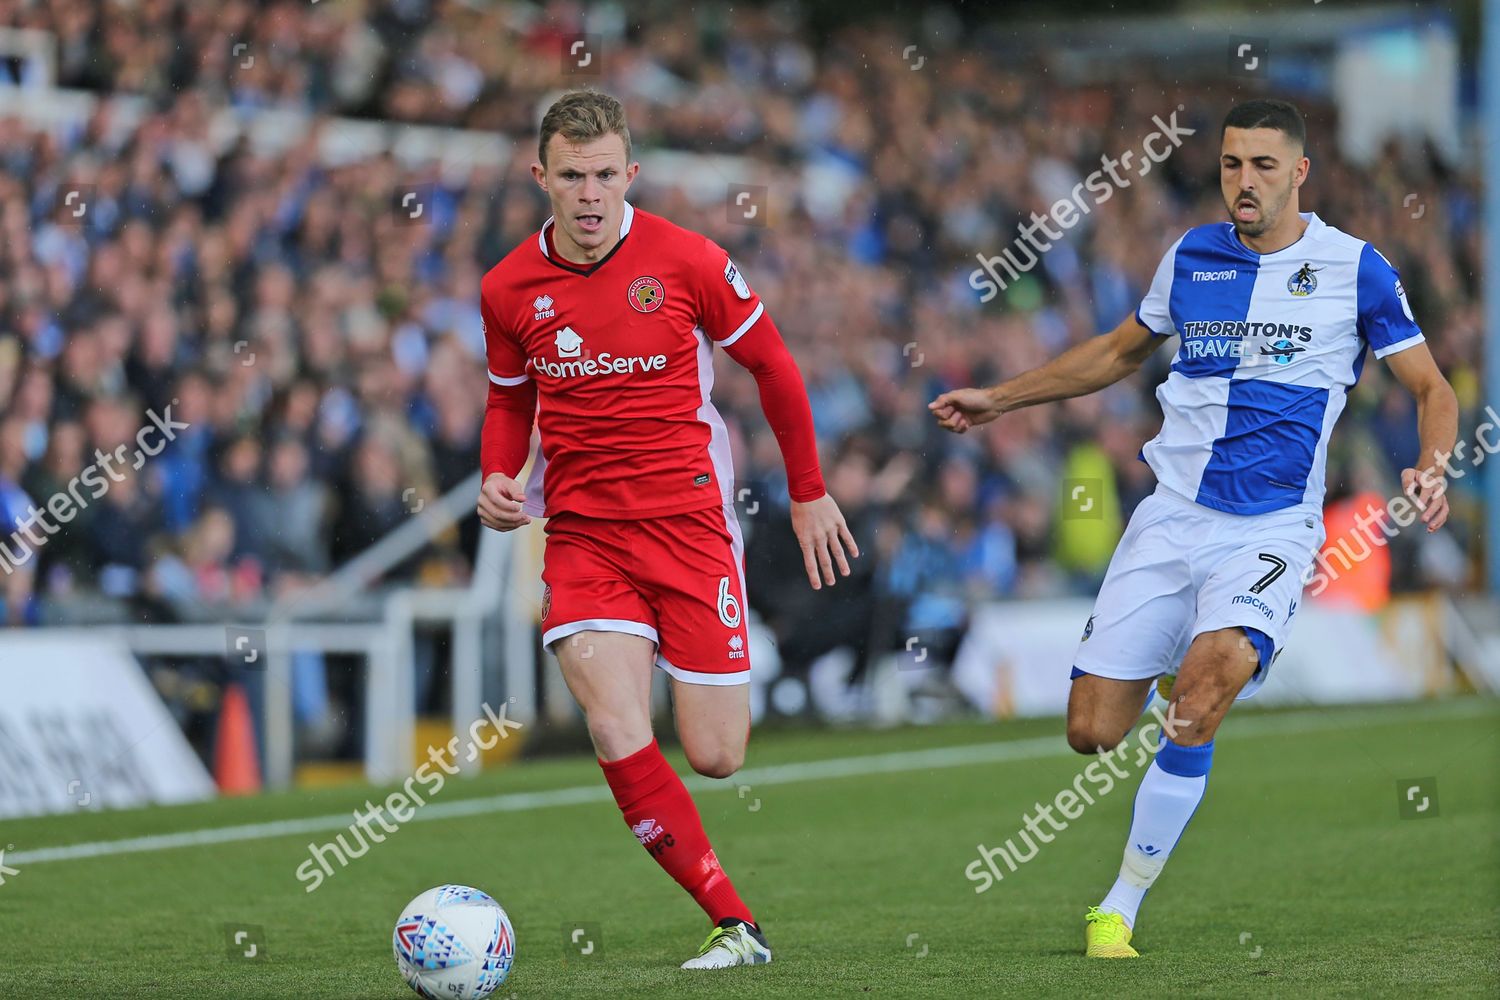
[1287,262,1321,296]
[628,275,665,313]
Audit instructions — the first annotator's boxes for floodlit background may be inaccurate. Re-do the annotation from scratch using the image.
[0,0,1494,805]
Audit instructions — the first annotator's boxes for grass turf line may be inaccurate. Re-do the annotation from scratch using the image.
[0,699,1494,998]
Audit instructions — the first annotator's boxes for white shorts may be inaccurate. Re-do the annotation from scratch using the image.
[1072,485,1325,698]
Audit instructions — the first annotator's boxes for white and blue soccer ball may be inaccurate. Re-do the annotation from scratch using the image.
[393,884,516,999]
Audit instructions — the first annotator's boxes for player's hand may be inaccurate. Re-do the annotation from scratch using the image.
[477,472,532,531]
[1401,465,1449,532]
[929,387,1003,434]
[790,494,859,590]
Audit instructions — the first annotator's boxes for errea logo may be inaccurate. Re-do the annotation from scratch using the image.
[533,294,555,321]
[1192,269,1237,281]
[728,634,745,660]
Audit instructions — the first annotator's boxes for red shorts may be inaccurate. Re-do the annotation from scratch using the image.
[540,504,751,685]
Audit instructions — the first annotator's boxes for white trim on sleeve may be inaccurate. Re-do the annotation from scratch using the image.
[1373,333,1425,360]
[719,301,765,348]
[489,370,531,386]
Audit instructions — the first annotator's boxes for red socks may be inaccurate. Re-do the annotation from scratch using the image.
[599,739,754,926]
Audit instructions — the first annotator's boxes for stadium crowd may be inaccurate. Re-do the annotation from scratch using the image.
[0,3,1485,698]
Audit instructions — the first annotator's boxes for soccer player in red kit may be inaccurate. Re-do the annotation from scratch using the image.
[476,90,857,970]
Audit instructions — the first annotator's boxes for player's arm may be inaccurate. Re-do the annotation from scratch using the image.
[1385,343,1457,532]
[477,292,536,532]
[929,312,1163,433]
[722,316,859,589]
[700,242,857,589]
[1360,244,1455,532]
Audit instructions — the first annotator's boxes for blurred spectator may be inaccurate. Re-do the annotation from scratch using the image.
[0,1,1481,645]
[330,432,417,577]
[0,415,39,625]
[252,436,331,576]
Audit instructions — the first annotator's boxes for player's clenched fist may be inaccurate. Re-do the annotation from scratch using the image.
[928,387,1004,434]
[477,472,532,531]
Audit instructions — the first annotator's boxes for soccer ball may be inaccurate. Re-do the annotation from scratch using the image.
[392,884,516,999]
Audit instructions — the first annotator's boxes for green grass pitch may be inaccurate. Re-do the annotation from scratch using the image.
[1,698,1496,998]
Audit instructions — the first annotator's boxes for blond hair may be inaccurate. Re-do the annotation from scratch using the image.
[538,90,631,168]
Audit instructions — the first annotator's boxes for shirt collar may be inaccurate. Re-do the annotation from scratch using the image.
[1224,211,1323,260]
[538,201,635,259]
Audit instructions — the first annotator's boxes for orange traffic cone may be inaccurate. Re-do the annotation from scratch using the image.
[214,682,263,794]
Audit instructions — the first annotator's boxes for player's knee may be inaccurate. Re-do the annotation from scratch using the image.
[1066,721,1125,755]
[684,743,743,779]
[1159,694,1223,745]
[586,713,653,762]
[1160,685,1230,744]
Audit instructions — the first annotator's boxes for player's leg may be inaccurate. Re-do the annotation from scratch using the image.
[1093,510,1321,951]
[1068,492,1194,755]
[646,505,769,969]
[1069,492,1201,958]
[554,629,656,760]
[1066,672,1155,754]
[672,679,750,779]
[554,629,761,961]
[667,679,767,969]
[541,512,761,965]
[1092,626,1257,947]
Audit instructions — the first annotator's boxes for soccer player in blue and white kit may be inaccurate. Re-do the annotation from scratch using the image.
[930,100,1458,957]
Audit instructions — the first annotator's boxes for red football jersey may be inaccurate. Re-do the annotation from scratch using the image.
[480,203,768,520]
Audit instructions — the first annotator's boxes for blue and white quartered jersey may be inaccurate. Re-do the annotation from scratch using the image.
[1136,212,1423,516]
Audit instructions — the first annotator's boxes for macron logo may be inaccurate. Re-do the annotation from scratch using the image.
[1232,594,1275,620]
[1192,269,1238,282]
[555,326,583,357]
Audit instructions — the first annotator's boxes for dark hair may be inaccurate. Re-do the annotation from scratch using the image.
[1221,99,1306,150]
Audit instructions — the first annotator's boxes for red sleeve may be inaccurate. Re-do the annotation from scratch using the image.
[696,237,767,346]
[696,238,824,501]
[721,310,826,503]
[480,286,536,479]
[482,381,536,479]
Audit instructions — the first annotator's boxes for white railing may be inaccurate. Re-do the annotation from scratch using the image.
[0,28,56,89]
[66,473,539,790]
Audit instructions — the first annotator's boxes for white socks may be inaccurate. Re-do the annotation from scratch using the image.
[1099,740,1213,928]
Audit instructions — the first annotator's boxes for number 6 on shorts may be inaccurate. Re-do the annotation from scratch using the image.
[717,576,741,628]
